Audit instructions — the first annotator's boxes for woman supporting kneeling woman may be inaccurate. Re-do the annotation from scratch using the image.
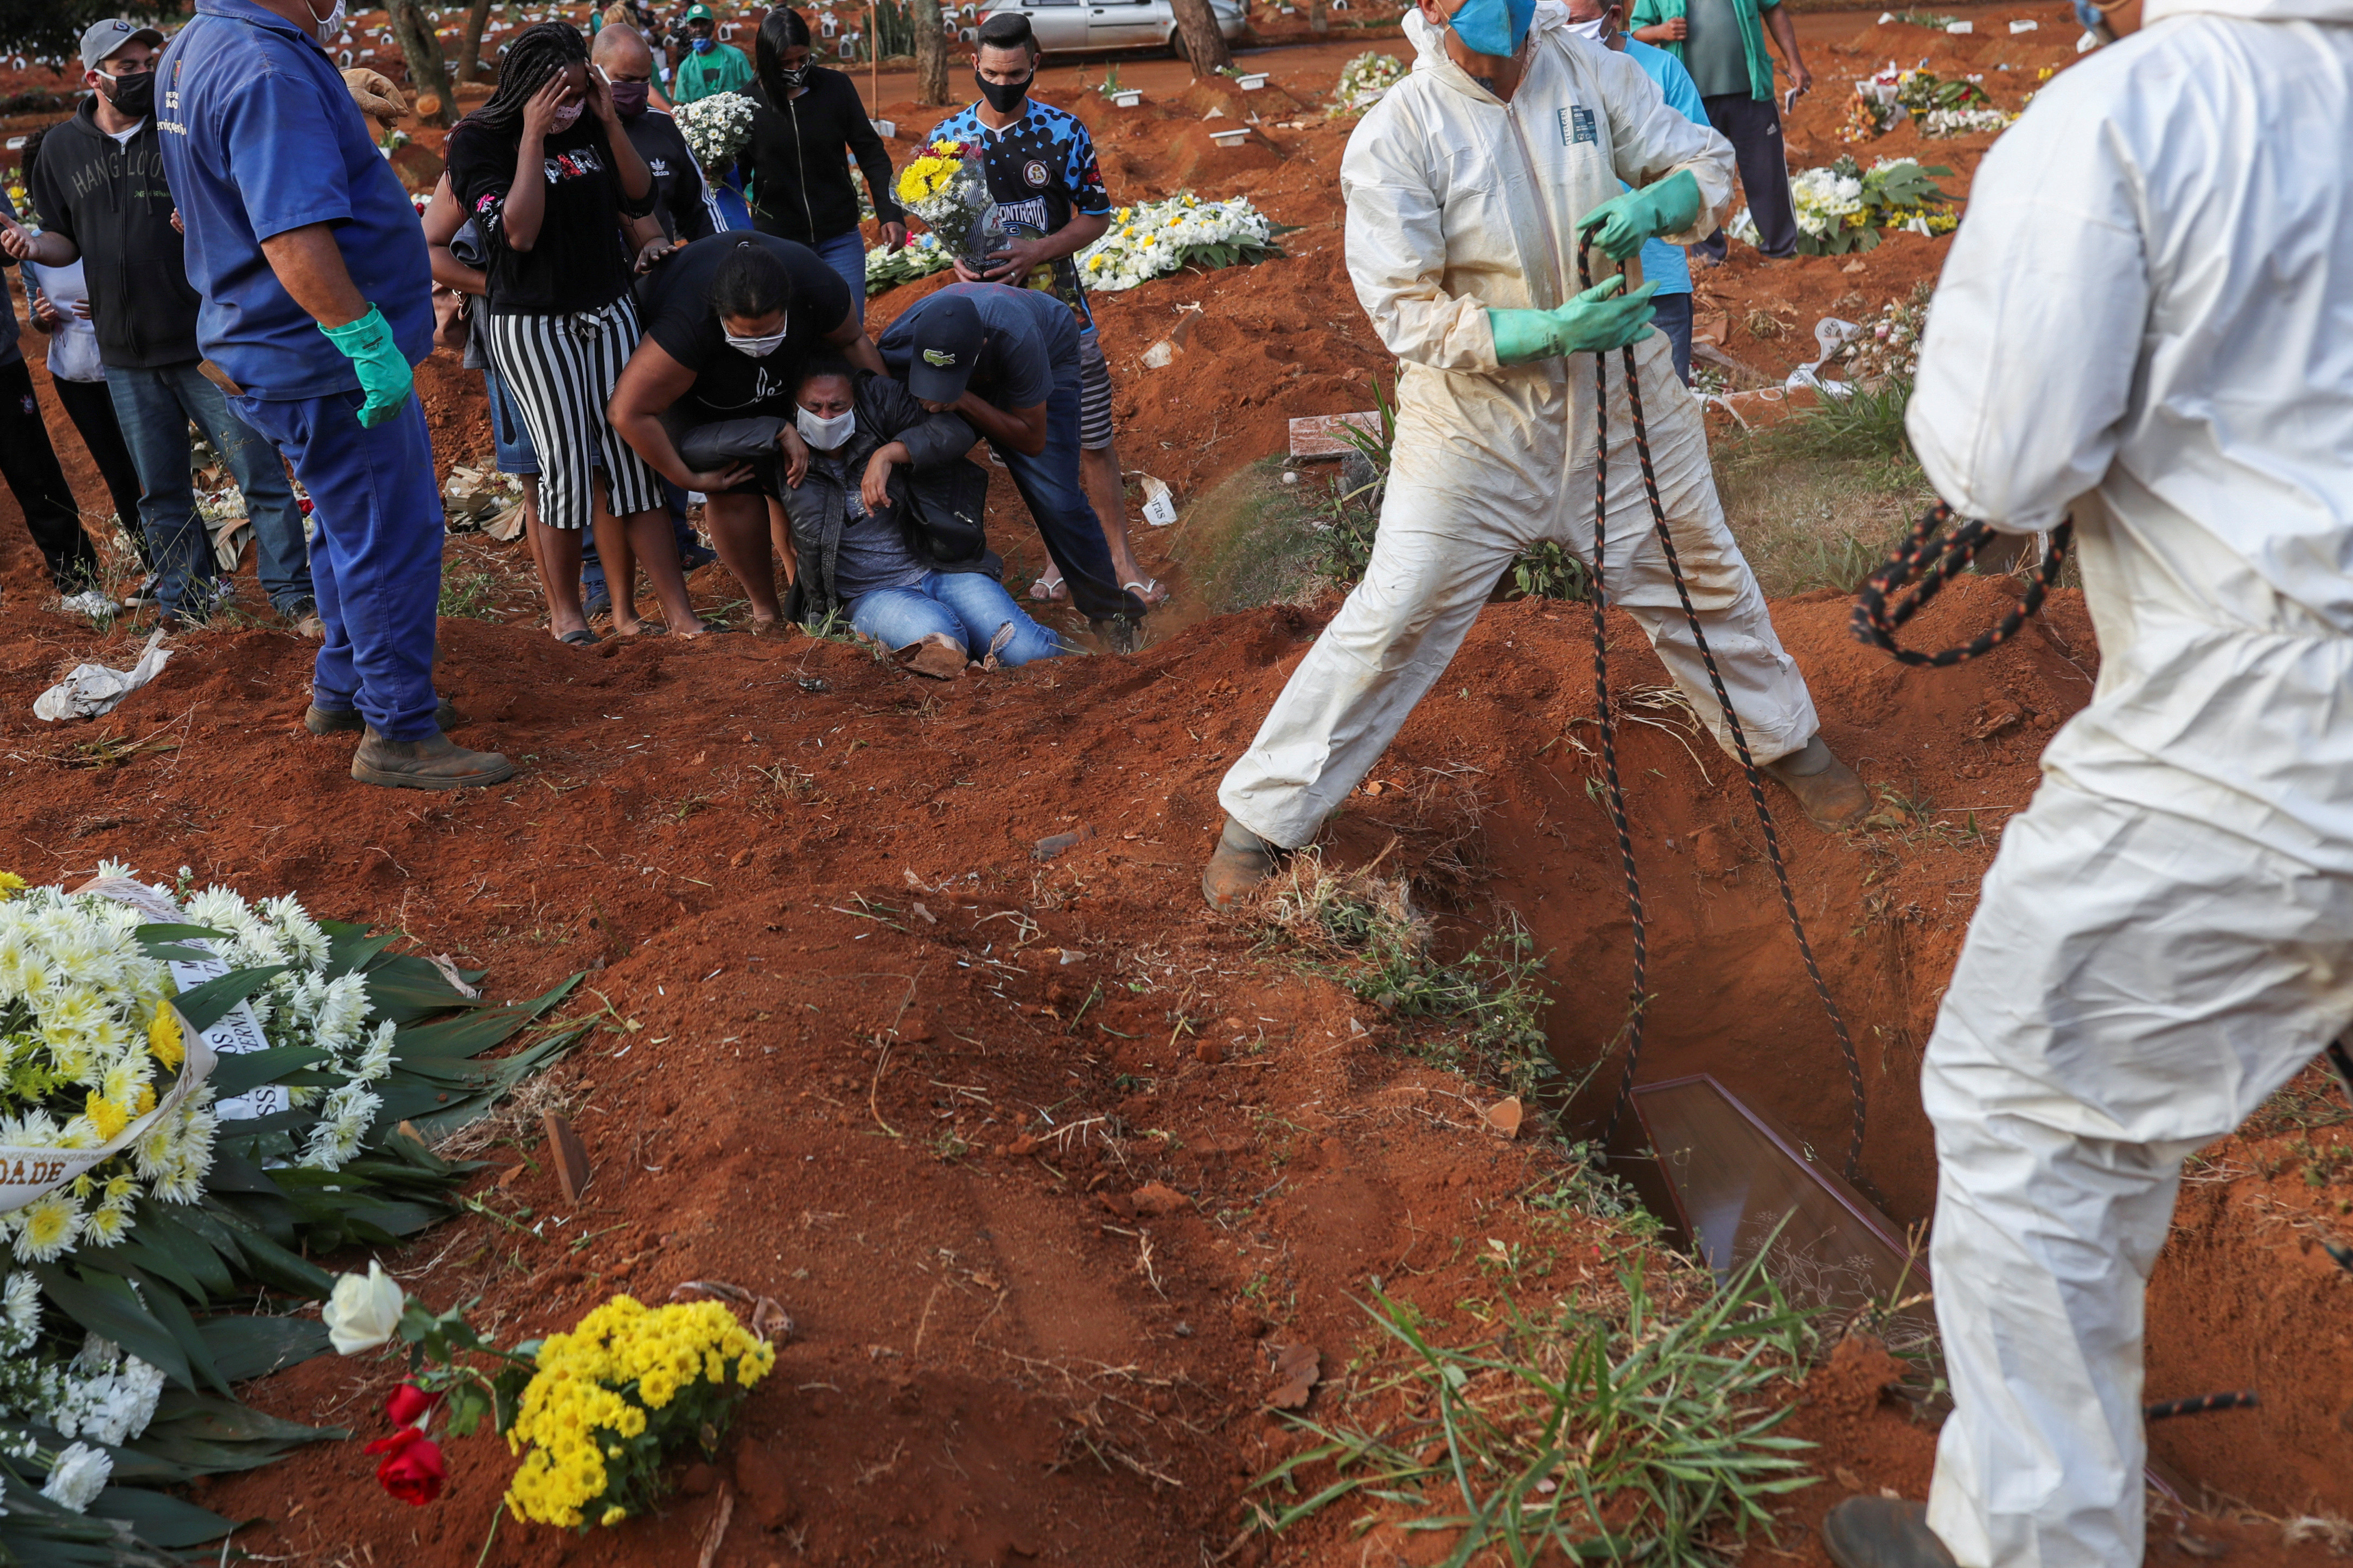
[779,363,1067,670]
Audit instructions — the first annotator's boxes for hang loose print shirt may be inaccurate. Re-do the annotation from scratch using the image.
[926,99,1111,330]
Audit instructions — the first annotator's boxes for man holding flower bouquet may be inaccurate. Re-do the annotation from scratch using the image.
[918,11,1163,625]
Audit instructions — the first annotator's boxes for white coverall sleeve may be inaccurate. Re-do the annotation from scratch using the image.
[1595,48,1735,246]
[1340,99,1501,371]
[1906,97,2150,533]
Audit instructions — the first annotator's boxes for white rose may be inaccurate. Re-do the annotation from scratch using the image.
[322,1259,405,1355]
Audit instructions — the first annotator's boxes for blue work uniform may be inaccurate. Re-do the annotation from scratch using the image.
[156,0,444,739]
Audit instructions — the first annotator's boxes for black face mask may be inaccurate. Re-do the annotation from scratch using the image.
[104,70,154,120]
[974,68,1031,113]
[780,62,811,88]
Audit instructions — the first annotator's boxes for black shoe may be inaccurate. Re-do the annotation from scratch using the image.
[1093,616,1140,655]
[1822,1498,1956,1568]
[679,540,719,572]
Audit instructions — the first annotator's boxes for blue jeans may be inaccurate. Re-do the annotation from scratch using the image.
[1652,292,1693,386]
[232,390,443,739]
[812,229,868,323]
[109,361,313,618]
[849,571,1067,665]
[996,375,1140,623]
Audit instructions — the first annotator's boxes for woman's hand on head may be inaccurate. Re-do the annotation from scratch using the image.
[522,75,571,139]
[585,67,620,126]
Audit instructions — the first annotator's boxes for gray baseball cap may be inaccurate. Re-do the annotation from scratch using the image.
[79,18,165,72]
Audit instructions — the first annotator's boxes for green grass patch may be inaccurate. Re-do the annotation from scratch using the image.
[1257,1254,1816,1566]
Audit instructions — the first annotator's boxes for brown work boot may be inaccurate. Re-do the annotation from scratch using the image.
[1201,816,1282,913]
[305,700,462,735]
[1762,734,1871,830]
[1822,1497,1957,1568]
[350,728,515,790]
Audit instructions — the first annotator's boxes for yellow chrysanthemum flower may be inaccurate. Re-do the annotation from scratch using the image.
[148,1005,183,1069]
[85,1094,129,1142]
[0,871,25,900]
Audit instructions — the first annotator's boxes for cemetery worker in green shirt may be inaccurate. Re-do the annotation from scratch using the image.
[1629,0,1813,259]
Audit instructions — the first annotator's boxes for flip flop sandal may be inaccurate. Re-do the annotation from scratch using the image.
[1124,578,1169,607]
[558,628,600,647]
[621,624,669,638]
[1028,575,1069,604]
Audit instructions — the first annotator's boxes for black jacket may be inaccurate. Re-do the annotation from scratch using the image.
[28,100,205,369]
[623,107,720,244]
[779,372,989,625]
[742,71,901,247]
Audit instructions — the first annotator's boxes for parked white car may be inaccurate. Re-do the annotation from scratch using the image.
[975,0,1249,56]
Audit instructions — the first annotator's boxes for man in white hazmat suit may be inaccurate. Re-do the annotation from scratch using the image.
[1820,1,2353,1565]
[1201,0,1869,909]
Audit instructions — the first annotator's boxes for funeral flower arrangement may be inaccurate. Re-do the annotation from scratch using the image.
[1328,51,1403,116]
[672,90,756,171]
[894,138,993,268]
[1736,157,1956,256]
[865,228,956,295]
[0,864,579,1557]
[1841,65,2007,142]
[1076,193,1284,293]
[327,1272,776,1530]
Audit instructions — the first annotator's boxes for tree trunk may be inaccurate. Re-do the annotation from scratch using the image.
[456,0,495,86]
[1309,0,1328,35]
[911,0,952,105]
[389,0,455,124]
[1168,0,1233,75]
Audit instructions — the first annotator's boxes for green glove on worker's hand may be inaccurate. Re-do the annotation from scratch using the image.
[1576,169,1705,261]
[318,305,414,428]
[1489,276,1661,364]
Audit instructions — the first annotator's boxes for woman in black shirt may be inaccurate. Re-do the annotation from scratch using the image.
[444,22,712,643]
[741,8,904,321]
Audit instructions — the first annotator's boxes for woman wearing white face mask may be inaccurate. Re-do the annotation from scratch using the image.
[776,363,1068,671]
[446,21,711,643]
[610,232,887,631]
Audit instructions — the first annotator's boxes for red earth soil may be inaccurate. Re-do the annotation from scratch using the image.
[2,13,2349,1566]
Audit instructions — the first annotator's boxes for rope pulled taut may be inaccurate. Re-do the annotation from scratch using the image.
[1579,239,1869,1185]
[1852,503,2076,666]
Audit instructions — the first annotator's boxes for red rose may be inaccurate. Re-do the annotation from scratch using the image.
[364,1426,448,1506]
[385,1384,441,1427]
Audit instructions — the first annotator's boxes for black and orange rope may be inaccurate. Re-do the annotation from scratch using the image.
[1852,502,2075,667]
[1578,237,1869,1183]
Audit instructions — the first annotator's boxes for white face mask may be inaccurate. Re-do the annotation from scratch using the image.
[310,0,347,42]
[1564,14,1610,37]
[796,406,856,450]
[550,100,585,131]
[726,326,788,357]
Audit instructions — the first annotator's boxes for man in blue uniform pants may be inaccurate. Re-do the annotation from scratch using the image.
[156,0,512,788]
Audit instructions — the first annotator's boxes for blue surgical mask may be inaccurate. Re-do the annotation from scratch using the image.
[1436,0,1536,59]
[690,35,713,53]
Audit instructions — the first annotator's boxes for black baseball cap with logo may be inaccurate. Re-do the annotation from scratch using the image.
[904,293,984,403]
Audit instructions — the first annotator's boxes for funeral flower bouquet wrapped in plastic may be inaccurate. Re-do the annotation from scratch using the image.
[894,138,993,272]
[672,90,755,171]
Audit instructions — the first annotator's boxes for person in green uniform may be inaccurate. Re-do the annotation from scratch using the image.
[1629,0,1811,259]
[671,2,754,102]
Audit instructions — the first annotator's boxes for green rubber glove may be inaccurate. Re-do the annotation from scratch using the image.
[1576,169,1705,261]
[1488,277,1661,364]
[318,305,413,428]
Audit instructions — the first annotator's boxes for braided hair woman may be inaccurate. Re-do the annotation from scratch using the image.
[445,21,716,641]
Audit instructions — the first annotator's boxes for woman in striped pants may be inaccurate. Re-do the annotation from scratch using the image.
[445,22,712,642]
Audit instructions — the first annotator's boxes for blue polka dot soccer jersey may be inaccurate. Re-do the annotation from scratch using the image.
[927,99,1112,328]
